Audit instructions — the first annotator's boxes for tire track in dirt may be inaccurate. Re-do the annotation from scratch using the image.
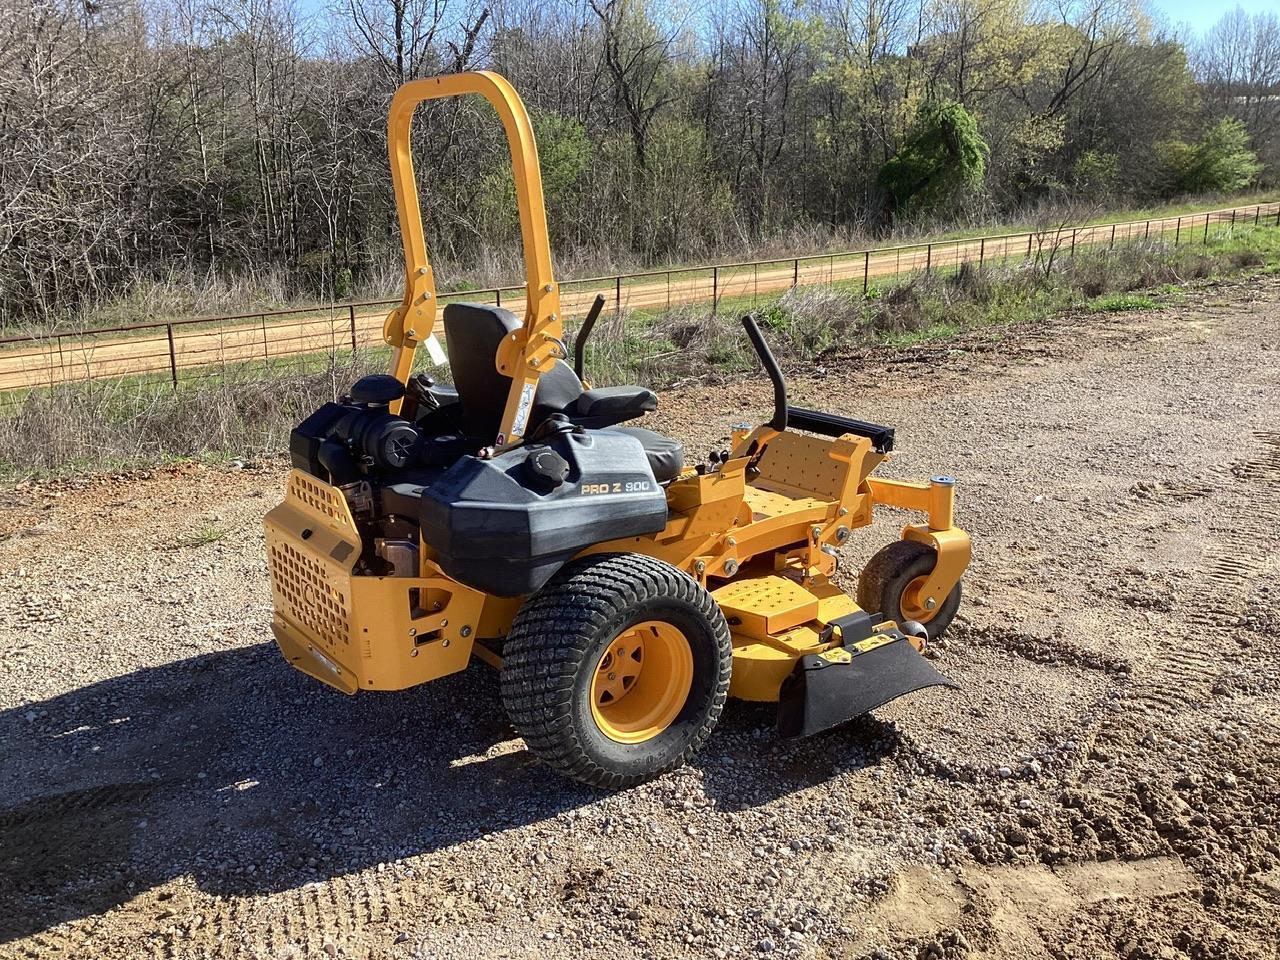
[164,858,433,957]
[1117,429,1280,726]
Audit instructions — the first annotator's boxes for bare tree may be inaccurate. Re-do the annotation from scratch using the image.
[1196,8,1280,171]
[589,0,678,169]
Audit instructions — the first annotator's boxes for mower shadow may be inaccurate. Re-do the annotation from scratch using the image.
[0,643,891,943]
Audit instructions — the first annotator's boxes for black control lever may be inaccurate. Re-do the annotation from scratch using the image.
[574,294,608,379]
[740,314,788,431]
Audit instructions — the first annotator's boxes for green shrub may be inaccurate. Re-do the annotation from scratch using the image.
[1158,119,1262,195]
[878,101,988,217]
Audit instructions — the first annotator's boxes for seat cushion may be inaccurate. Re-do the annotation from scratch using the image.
[609,426,685,483]
[574,386,657,427]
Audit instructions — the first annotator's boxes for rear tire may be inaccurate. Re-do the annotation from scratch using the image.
[500,553,732,789]
[857,540,962,641]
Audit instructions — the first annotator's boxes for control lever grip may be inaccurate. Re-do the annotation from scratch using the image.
[574,294,608,379]
[740,314,788,432]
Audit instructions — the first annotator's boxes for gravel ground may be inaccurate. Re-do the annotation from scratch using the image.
[1,276,1278,960]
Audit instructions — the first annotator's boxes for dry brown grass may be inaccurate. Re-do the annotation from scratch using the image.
[0,355,384,481]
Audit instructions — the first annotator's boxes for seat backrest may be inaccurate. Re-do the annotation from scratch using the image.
[442,302,519,422]
[442,302,584,437]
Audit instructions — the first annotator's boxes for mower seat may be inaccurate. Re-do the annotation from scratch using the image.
[609,426,684,483]
[442,302,655,436]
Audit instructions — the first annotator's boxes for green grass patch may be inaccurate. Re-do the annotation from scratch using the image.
[179,524,229,548]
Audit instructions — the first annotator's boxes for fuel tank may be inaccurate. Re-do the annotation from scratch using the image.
[419,428,668,596]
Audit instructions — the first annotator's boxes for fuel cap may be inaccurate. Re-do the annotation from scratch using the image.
[525,447,570,489]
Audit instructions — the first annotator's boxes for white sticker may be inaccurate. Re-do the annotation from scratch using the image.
[424,333,447,366]
[512,382,536,435]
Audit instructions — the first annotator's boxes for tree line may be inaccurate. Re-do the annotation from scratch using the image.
[1,0,1276,325]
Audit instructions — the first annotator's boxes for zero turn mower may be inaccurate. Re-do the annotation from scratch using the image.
[264,71,971,788]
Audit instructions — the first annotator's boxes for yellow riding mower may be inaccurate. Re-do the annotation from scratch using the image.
[264,72,970,788]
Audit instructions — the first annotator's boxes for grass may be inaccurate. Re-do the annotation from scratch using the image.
[0,353,388,482]
[1089,293,1159,312]
[581,222,1280,377]
[177,524,229,548]
[1,220,1277,483]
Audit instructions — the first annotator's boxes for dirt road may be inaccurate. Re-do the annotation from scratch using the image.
[1,276,1278,959]
[2,202,1275,393]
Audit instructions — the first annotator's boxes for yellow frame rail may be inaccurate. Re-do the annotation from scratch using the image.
[382,71,563,444]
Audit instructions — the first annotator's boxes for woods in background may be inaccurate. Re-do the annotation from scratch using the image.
[1,0,1276,324]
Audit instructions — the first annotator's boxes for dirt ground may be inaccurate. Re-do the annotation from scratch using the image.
[1,275,1278,960]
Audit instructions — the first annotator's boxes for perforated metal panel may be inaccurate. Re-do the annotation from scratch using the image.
[285,472,357,533]
[268,539,351,650]
[754,432,846,501]
[714,574,820,636]
[743,485,825,520]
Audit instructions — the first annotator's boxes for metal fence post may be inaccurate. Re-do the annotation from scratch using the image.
[1110,224,1116,248]
[711,266,718,315]
[1026,233,1033,259]
[1231,209,1236,232]
[793,258,799,288]
[1203,213,1210,243]
[615,275,622,314]
[1070,229,1077,257]
[1175,217,1181,245]
[863,250,870,294]
[1145,220,1150,240]
[979,237,985,267]
[166,324,178,389]
[348,304,357,354]
[925,243,932,273]
[1254,206,1260,226]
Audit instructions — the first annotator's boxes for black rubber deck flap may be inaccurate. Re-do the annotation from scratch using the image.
[787,407,894,453]
[777,637,955,738]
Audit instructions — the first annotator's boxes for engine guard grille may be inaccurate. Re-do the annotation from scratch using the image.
[268,538,352,650]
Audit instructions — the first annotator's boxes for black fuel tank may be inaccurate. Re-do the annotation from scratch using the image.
[419,429,668,597]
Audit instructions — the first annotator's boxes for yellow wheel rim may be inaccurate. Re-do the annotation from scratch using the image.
[589,620,693,744]
[900,575,938,624]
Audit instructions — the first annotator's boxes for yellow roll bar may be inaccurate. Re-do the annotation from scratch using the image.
[382,71,563,445]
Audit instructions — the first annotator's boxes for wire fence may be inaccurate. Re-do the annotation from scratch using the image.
[1,200,1276,406]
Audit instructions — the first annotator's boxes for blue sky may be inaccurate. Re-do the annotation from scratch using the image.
[1149,0,1275,35]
